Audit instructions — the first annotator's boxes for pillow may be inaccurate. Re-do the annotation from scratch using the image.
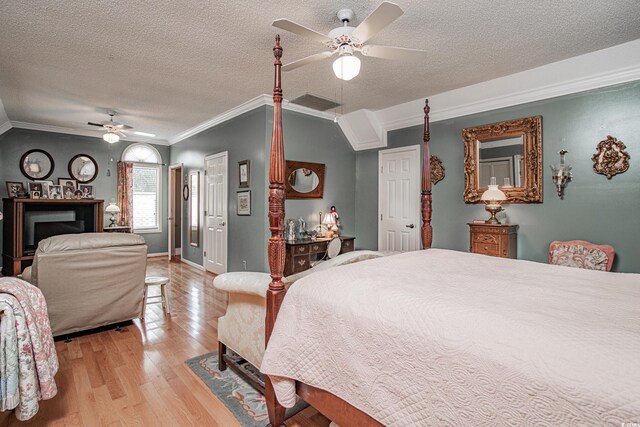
[283,250,385,285]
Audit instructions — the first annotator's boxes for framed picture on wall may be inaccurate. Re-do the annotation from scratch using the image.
[238,160,250,188]
[237,190,251,216]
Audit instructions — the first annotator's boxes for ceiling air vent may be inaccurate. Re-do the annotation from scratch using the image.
[290,94,340,111]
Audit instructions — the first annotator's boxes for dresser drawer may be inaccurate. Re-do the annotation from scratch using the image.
[474,233,498,244]
[472,242,500,256]
[341,239,354,252]
[293,255,310,273]
[295,245,309,254]
[309,242,327,254]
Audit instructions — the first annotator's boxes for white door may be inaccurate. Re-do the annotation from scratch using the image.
[204,152,228,274]
[378,145,421,252]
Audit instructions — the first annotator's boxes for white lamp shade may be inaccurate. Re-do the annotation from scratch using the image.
[105,202,121,214]
[322,213,336,226]
[103,132,120,144]
[481,184,507,202]
[333,55,361,81]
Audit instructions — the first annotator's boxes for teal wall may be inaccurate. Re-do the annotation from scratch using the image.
[171,106,353,272]
[267,107,356,253]
[170,107,268,272]
[356,81,640,272]
[0,128,170,254]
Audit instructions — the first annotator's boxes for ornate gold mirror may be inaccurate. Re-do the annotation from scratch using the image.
[189,171,200,247]
[462,116,542,203]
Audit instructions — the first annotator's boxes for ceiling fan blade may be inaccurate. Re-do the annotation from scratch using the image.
[272,19,332,44]
[87,122,104,127]
[283,51,335,72]
[351,2,404,43]
[116,131,127,138]
[361,45,427,60]
[113,123,134,130]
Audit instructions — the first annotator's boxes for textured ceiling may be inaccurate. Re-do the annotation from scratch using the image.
[1,0,639,142]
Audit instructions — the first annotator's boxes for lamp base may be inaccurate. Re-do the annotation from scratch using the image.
[485,205,503,225]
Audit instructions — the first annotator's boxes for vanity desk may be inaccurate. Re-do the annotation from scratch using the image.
[284,236,355,276]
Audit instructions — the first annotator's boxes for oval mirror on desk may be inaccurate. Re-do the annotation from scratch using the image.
[68,154,99,183]
[285,160,325,199]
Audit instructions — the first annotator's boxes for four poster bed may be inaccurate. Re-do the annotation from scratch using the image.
[259,36,640,427]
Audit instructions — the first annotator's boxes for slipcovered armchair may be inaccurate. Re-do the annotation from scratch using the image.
[22,233,148,336]
[213,250,386,390]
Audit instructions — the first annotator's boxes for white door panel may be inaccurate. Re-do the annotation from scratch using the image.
[205,152,228,274]
[379,145,420,252]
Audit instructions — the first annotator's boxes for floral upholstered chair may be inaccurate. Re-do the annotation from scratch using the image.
[548,240,615,272]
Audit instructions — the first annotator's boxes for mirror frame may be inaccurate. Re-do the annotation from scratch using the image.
[68,154,99,183]
[20,149,55,181]
[285,160,325,199]
[189,171,200,247]
[462,116,542,203]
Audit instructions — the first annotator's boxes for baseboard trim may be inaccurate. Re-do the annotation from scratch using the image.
[180,257,205,271]
[147,252,168,258]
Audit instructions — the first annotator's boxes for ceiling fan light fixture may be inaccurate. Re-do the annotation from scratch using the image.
[103,131,120,144]
[333,54,361,81]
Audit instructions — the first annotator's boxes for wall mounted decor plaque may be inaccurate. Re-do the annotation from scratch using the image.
[430,155,445,185]
[592,135,630,179]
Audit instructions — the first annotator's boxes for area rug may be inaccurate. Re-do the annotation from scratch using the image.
[186,351,308,426]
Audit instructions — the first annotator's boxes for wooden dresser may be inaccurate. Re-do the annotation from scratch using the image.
[468,223,518,259]
[284,236,355,276]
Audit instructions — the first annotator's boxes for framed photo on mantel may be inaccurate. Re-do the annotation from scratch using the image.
[238,160,250,188]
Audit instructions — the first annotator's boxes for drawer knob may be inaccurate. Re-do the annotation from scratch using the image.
[484,246,488,250]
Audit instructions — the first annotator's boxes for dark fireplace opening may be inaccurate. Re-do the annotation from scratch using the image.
[24,220,86,255]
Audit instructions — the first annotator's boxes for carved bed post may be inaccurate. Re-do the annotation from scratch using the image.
[421,99,433,249]
[265,35,287,427]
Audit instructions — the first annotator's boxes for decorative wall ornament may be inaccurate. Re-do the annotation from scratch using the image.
[430,155,445,185]
[592,135,630,179]
[462,116,542,203]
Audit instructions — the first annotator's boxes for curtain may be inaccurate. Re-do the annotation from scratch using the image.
[117,161,133,226]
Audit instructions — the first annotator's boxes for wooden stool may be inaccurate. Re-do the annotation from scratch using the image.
[141,276,171,319]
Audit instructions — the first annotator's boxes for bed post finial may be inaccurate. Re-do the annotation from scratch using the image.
[266,34,287,427]
[421,99,433,249]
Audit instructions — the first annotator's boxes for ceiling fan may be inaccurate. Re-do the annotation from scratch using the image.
[87,112,133,143]
[273,1,427,81]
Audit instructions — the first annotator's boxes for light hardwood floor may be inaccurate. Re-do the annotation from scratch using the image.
[2,258,329,427]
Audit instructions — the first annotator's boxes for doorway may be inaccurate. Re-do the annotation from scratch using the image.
[204,152,228,274]
[168,164,183,261]
[378,145,421,252]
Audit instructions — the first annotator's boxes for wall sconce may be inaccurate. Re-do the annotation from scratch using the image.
[550,149,572,199]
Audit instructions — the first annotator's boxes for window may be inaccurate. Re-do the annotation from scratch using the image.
[122,144,162,233]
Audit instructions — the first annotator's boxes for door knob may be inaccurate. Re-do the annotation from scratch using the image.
[406,224,415,228]
[221,222,226,226]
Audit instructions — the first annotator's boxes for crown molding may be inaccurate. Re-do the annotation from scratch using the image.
[341,38,640,151]
[0,121,12,136]
[8,121,169,145]
[169,94,337,145]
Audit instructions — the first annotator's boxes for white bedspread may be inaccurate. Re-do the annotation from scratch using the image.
[260,249,640,426]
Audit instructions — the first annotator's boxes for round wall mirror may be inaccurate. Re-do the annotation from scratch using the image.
[288,168,320,193]
[20,149,54,180]
[68,154,99,183]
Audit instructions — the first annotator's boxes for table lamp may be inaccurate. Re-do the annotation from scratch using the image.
[480,177,507,224]
[105,200,121,227]
[322,212,338,237]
